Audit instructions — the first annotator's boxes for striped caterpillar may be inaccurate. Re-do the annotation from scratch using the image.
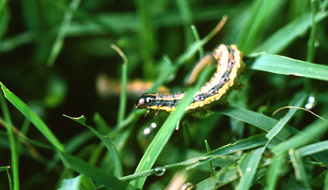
[135,44,245,116]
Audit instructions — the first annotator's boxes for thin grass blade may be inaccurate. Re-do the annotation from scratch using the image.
[0,82,65,152]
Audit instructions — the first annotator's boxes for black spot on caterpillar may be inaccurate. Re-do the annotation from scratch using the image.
[135,44,245,115]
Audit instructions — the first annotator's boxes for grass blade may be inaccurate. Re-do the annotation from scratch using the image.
[252,12,328,54]
[60,152,139,190]
[236,147,266,190]
[297,140,328,157]
[266,154,284,190]
[215,105,294,141]
[130,66,212,188]
[289,149,311,189]
[47,0,81,66]
[0,82,65,153]
[266,92,307,140]
[64,115,123,177]
[271,115,328,155]
[249,54,328,81]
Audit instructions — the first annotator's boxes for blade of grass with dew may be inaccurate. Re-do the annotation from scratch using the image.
[289,149,311,189]
[214,105,295,141]
[60,152,140,190]
[236,146,266,190]
[64,115,123,177]
[296,140,328,157]
[130,66,213,188]
[249,54,328,81]
[0,82,65,152]
[119,170,154,183]
[266,154,284,190]
[271,115,328,155]
[47,0,81,66]
[237,0,287,53]
[0,84,19,189]
[252,11,328,54]
[266,92,307,140]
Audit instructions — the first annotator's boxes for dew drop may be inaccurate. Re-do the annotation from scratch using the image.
[153,167,166,176]
[314,42,320,47]
[180,182,196,190]
[305,95,316,109]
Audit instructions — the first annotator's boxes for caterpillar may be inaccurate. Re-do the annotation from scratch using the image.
[135,44,245,115]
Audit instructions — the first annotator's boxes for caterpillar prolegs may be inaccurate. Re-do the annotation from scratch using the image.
[135,44,245,116]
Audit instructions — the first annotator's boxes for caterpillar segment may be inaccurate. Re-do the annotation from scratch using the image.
[135,44,245,116]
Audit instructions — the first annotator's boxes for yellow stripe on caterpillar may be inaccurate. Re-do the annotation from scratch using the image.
[135,44,245,115]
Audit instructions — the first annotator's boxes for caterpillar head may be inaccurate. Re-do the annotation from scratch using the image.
[135,93,156,109]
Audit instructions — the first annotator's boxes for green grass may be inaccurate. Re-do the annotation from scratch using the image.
[1,0,328,189]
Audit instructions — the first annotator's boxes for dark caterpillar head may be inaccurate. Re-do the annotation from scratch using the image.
[135,93,156,109]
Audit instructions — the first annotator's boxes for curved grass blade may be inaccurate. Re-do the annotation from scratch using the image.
[64,115,123,177]
[249,54,328,82]
[0,82,65,153]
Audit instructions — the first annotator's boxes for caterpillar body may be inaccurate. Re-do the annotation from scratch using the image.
[135,44,245,115]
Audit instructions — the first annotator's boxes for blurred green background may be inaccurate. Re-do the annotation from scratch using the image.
[1,0,328,189]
